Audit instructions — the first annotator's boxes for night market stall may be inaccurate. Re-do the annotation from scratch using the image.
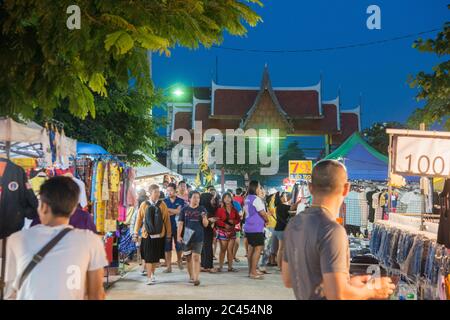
[367,128,450,300]
[74,141,139,280]
[0,117,78,299]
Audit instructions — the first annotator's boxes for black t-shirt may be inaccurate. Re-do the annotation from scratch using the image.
[179,205,207,243]
[275,203,291,231]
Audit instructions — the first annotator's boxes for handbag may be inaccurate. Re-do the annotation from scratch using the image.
[183,227,195,245]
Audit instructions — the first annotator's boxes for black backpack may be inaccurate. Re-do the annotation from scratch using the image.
[144,200,164,236]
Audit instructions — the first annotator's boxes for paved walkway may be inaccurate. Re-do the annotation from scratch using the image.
[106,250,294,300]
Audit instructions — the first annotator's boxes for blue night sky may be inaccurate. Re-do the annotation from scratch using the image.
[152,0,448,132]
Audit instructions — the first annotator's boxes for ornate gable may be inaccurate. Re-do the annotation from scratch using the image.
[240,66,293,135]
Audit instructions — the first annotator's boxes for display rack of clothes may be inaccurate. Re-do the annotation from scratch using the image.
[74,156,136,235]
[343,185,370,229]
[291,181,311,214]
[370,222,450,300]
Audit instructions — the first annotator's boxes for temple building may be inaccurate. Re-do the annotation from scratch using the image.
[165,66,361,183]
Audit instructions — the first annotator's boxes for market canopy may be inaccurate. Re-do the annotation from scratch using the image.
[77,142,109,155]
[0,117,77,162]
[135,152,182,180]
[0,118,44,143]
[324,132,389,181]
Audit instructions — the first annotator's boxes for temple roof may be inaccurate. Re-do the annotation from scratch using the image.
[171,66,361,144]
[240,66,293,132]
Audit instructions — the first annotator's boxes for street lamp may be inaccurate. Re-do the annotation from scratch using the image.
[172,88,184,97]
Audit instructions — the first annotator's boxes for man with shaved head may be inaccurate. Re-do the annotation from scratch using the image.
[282,160,395,300]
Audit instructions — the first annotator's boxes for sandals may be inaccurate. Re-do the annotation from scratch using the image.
[234,258,240,263]
[228,268,239,272]
[193,280,201,286]
[250,274,264,280]
[209,268,218,273]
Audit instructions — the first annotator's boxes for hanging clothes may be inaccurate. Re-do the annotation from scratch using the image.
[41,127,52,166]
[29,173,48,195]
[437,179,450,248]
[366,189,377,223]
[126,168,137,208]
[0,159,38,239]
[101,162,109,201]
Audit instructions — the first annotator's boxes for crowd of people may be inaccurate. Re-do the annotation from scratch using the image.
[2,160,397,300]
[132,180,301,286]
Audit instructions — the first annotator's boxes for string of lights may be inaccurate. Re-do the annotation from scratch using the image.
[211,28,441,53]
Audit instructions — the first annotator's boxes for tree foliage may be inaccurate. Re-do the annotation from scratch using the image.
[34,86,166,165]
[362,122,405,155]
[279,141,305,173]
[0,0,263,118]
[408,10,450,130]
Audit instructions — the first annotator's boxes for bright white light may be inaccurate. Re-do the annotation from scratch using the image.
[173,88,184,97]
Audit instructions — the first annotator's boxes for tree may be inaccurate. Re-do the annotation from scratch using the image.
[34,85,166,165]
[0,0,262,118]
[279,141,305,173]
[362,122,405,155]
[408,11,449,130]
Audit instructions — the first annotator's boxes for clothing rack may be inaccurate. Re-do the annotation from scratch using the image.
[376,220,437,240]
[371,221,449,299]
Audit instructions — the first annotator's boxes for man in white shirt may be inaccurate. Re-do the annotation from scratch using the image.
[5,176,108,300]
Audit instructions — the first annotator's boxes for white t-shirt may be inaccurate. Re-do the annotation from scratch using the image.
[253,197,266,212]
[72,177,88,208]
[244,196,266,220]
[5,224,108,300]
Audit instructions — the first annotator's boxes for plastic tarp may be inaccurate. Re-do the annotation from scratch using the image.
[77,142,109,155]
[324,132,389,181]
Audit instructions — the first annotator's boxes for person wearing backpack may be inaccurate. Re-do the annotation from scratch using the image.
[133,184,171,285]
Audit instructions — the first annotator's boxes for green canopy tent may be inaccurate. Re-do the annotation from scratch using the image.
[324,132,388,181]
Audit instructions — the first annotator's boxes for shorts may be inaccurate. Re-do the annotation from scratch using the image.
[216,228,236,241]
[183,242,203,256]
[272,230,284,241]
[165,220,182,252]
[245,232,265,247]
